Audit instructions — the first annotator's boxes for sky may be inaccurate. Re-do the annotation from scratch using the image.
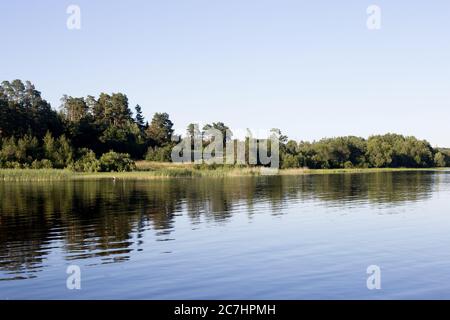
[1,1,449,146]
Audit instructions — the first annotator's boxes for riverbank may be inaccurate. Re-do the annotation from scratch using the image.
[0,162,448,181]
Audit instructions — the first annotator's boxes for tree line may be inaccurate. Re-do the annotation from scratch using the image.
[0,80,449,171]
[0,80,174,171]
[280,135,449,169]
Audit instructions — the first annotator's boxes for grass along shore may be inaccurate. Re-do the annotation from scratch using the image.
[0,161,448,181]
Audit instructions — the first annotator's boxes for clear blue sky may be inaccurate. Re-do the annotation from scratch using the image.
[1,1,449,146]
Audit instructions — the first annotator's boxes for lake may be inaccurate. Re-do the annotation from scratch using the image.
[1,171,450,299]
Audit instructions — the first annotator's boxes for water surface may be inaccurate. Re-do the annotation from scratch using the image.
[1,171,450,299]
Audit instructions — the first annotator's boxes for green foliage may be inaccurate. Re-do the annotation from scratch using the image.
[16,135,40,164]
[0,169,73,181]
[280,134,439,169]
[434,152,447,167]
[99,151,135,172]
[344,161,354,169]
[281,154,300,169]
[0,137,18,162]
[0,135,39,165]
[70,148,100,172]
[366,134,433,168]
[134,104,146,130]
[62,92,145,157]
[202,122,232,146]
[366,137,393,168]
[145,145,173,162]
[31,159,54,169]
[1,79,449,172]
[285,140,298,155]
[60,95,89,122]
[43,133,73,168]
[1,80,151,170]
[0,80,62,139]
[146,112,174,146]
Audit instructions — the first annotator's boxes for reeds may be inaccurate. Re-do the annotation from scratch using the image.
[0,165,445,182]
[0,169,73,181]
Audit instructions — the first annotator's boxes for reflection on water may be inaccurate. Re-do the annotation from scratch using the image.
[0,171,449,299]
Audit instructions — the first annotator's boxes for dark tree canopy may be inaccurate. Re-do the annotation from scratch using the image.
[146,112,174,146]
[0,79,449,171]
[0,80,62,139]
[134,104,145,131]
[279,134,444,169]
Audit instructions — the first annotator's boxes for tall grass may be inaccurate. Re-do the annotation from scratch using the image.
[0,164,446,181]
[279,167,446,175]
[77,165,261,180]
[0,169,74,181]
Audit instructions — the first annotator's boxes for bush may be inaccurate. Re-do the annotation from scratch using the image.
[344,161,354,169]
[3,161,25,169]
[70,148,100,172]
[99,151,135,172]
[31,159,54,169]
[281,154,299,169]
[31,160,41,169]
[433,152,447,168]
[0,137,18,163]
[43,133,73,168]
[41,159,54,169]
[193,162,221,170]
[145,145,173,162]
[0,135,39,165]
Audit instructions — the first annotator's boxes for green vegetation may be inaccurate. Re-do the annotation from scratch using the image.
[98,151,136,172]
[1,79,449,173]
[0,164,447,182]
[0,169,73,181]
[280,134,449,169]
[0,80,174,171]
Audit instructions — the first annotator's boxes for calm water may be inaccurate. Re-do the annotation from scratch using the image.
[1,171,450,299]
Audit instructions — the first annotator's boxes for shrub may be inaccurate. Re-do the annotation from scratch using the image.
[16,135,40,164]
[145,145,173,162]
[43,132,74,168]
[0,137,18,163]
[99,151,135,172]
[434,152,447,168]
[30,159,53,169]
[0,135,39,165]
[70,148,100,172]
[344,161,354,169]
[4,161,24,169]
[41,159,54,169]
[281,154,300,169]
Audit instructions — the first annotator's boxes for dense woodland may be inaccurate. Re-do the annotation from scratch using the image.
[0,80,449,172]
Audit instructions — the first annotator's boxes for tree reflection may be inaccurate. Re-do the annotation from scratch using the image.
[0,171,442,280]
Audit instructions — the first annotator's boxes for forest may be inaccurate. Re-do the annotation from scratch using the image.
[0,80,449,172]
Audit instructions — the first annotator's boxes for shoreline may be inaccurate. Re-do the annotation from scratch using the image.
[0,164,448,182]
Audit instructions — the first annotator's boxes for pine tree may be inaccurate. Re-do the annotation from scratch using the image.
[135,104,145,130]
